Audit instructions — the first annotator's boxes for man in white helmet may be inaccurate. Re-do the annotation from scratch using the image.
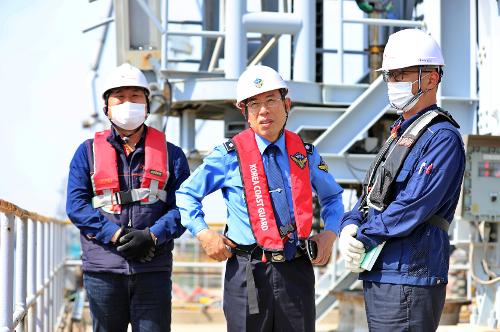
[176,65,344,331]
[338,29,465,331]
[66,63,190,331]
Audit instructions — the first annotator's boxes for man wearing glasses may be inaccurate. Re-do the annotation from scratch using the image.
[338,29,465,331]
[176,65,344,331]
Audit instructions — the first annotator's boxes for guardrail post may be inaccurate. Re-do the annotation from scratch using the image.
[27,218,37,332]
[48,222,54,331]
[43,222,50,332]
[0,213,15,332]
[14,216,27,332]
[36,220,44,332]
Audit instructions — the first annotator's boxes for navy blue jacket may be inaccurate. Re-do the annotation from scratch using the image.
[66,126,190,274]
[339,105,465,286]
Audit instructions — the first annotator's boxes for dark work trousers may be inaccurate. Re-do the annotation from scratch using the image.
[363,281,446,332]
[223,253,316,332]
[83,271,172,332]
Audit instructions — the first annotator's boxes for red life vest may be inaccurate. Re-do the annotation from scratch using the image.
[231,129,313,251]
[91,127,169,213]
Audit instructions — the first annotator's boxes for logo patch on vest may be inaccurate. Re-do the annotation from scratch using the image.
[398,136,415,147]
[318,157,329,172]
[254,78,263,88]
[290,152,308,169]
[149,169,163,177]
[95,178,113,185]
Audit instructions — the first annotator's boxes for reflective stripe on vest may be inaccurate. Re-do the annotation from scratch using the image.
[231,128,313,251]
[91,127,169,212]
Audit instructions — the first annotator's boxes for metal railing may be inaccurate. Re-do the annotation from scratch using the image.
[0,199,68,332]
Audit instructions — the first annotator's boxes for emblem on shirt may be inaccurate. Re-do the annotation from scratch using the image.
[254,78,263,88]
[290,152,308,169]
[398,136,415,147]
[318,157,329,172]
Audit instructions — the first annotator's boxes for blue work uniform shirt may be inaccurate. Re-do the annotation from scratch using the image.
[339,105,466,285]
[176,132,344,245]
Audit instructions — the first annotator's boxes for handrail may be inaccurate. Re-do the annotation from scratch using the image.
[0,199,69,332]
[0,199,69,225]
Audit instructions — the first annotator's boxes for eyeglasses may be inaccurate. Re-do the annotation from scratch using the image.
[382,69,434,82]
[246,97,283,112]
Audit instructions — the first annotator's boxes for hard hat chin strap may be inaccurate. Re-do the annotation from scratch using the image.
[276,96,289,141]
[398,66,427,113]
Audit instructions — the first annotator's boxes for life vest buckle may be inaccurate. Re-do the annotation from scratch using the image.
[114,190,134,205]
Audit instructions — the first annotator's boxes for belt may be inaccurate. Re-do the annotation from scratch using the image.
[230,243,306,316]
[231,244,305,263]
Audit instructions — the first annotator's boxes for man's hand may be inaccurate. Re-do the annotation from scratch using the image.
[196,229,236,262]
[309,230,337,266]
[338,224,365,264]
[346,260,366,273]
[117,228,155,262]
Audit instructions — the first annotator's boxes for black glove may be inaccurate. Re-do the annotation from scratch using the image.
[116,227,155,262]
[116,226,133,242]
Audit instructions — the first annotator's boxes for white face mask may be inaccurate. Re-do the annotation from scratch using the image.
[109,102,146,130]
[387,74,429,114]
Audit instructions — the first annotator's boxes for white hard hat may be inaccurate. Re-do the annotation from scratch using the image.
[101,63,150,99]
[236,65,288,108]
[377,29,445,71]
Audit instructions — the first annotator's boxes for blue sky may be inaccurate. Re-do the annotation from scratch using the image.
[0,1,115,217]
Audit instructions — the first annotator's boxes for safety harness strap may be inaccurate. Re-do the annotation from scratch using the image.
[427,215,450,232]
[92,188,167,208]
[366,110,441,211]
[246,261,260,315]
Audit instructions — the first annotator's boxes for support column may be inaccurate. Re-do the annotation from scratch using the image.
[293,0,315,82]
[225,0,246,78]
[180,109,196,151]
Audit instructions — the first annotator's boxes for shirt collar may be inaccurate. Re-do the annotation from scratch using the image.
[392,104,438,135]
[107,125,147,149]
[254,132,286,156]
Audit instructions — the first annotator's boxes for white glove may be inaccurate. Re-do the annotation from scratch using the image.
[339,224,365,265]
[346,259,366,273]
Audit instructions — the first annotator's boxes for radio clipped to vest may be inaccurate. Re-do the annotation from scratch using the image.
[91,127,169,214]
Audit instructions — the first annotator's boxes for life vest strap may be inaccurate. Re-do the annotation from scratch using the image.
[92,188,167,208]
[279,223,296,239]
[427,215,449,232]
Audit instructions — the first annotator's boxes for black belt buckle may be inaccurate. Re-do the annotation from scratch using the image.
[304,239,318,261]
